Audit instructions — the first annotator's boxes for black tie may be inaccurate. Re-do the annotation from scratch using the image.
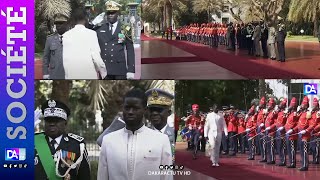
[50,139,57,154]
[110,24,113,34]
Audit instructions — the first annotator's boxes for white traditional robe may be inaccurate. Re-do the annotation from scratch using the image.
[98,125,173,180]
[204,112,228,164]
[62,24,107,79]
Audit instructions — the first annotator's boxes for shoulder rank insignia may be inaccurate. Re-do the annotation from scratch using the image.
[68,133,84,142]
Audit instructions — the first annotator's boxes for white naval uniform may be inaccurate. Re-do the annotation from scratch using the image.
[97,125,173,180]
[204,112,228,164]
[62,24,107,79]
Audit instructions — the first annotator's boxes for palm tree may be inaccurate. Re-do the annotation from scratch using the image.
[288,0,320,36]
[144,0,187,30]
[192,0,222,23]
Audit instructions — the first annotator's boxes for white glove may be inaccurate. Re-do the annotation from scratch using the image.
[252,37,254,40]
[259,123,264,127]
[34,108,42,128]
[126,72,135,79]
[299,130,306,135]
[43,75,50,79]
[286,129,293,135]
[277,126,284,131]
[265,127,271,131]
[246,128,250,132]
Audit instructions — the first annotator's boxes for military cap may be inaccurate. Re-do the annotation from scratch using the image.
[54,13,68,23]
[41,99,70,121]
[105,1,121,11]
[145,88,174,107]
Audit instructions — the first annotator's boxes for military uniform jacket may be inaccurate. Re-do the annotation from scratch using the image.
[96,22,135,76]
[34,133,91,180]
[43,33,65,79]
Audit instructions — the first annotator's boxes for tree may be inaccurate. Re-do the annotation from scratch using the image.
[192,0,222,23]
[175,80,273,117]
[288,0,320,36]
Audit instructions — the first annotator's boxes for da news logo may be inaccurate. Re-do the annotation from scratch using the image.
[5,148,26,161]
[304,83,318,95]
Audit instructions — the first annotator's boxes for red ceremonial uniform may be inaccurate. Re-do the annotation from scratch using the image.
[257,109,265,130]
[293,111,315,141]
[314,114,320,137]
[238,116,246,133]
[246,114,257,137]
[285,112,299,140]
[227,114,238,132]
[265,110,278,136]
[271,110,287,135]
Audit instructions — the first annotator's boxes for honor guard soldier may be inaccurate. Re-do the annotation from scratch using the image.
[284,97,299,168]
[227,105,238,156]
[35,100,91,180]
[237,113,246,154]
[246,105,257,160]
[264,98,278,164]
[310,98,319,164]
[290,96,315,171]
[313,99,320,164]
[97,1,135,80]
[272,98,288,166]
[43,14,69,79]
[257,97,266,158]
[145,89,175,162]
[185,104,205,158]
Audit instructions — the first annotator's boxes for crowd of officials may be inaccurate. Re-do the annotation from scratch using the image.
[175,21,287,62]
[178,96,320,171]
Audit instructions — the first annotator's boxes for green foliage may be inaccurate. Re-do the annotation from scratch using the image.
[175,80,274,117]
[35,80,173,135]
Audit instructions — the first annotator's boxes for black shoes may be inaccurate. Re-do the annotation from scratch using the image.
[277,162,286,166]
[299,167,308,171]
[267,161,275,165]
[287,164,296,168]
[259,159,267,163]
[248,157,255,160]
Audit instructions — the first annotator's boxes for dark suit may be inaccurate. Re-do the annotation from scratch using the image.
[261,26,269,58]
[34,133,91,180]
[43,33,65,79]
[96,22,135,79]
[276,29,287,62]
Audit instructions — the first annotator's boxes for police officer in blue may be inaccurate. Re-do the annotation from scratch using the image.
[43,14,69,79]
[35,100,91,180]
[96,1,135,80]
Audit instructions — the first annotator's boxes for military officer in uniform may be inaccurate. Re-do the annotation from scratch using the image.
[97,1,135,80]
[276,23,287,62]
[34,100,91,180]
[145,88,175,162]
[43,14,69,79]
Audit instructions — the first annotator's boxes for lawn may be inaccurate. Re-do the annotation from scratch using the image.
[287,35,319,42]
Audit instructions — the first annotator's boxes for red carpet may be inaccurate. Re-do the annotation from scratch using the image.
[141,56,206,64]
[175,143,320,180]
[161,40,312,79]
[141,33,158,41]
